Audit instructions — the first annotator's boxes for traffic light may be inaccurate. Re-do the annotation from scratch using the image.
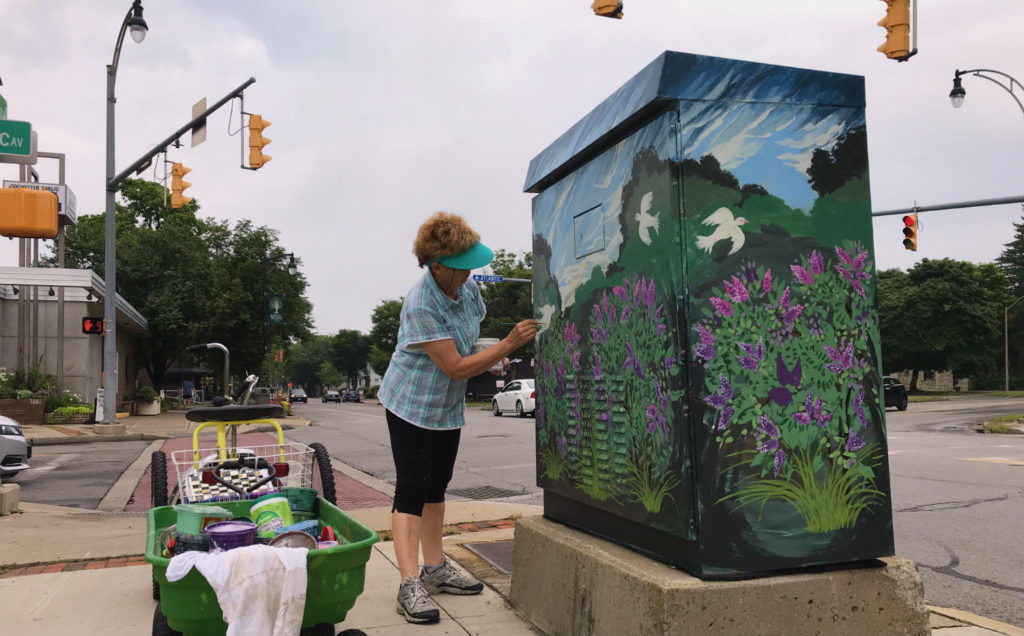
[171,162,192,209]
[591,0,623,18]
[82,317,105,335]
[902,213,918,251]
[877,0,910,59]
[248,114,272,169]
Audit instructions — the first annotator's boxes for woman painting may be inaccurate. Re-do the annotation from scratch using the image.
[377,211,537,624]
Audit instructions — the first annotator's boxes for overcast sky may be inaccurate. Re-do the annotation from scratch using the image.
[2,1,1022,335]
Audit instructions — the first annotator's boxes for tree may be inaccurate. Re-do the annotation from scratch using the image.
[479,249,535,361]
[995,209,1024,383]
[806,126,867,197]
[877,259,1008,390]
[368,299,403,378]
[331,329,372,386]
[283,336,336,390]
[52,179,313,389]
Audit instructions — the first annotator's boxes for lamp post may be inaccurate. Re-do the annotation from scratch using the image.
[949,68,1024,116]
[1005,295,1024,391]
[261,252,297,356]
[102,0,148,424]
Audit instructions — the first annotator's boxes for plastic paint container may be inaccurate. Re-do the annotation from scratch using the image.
[249,494,294,539]
[282,487,319,513]
[174,504,232,535]
[205,520,258,551]
[276,519,319,539]
[173,532,210,555]
[316,541,338,550]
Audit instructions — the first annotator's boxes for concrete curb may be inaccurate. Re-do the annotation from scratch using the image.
[929,606,1024,636]
[29,433,166,445]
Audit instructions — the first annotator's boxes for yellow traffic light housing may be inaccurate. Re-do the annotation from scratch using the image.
[877,0,910,60]
[592,0,623,18]
[171,162,192,209]
[248,114,272,169]
[902,213,918,251]
[0,188,58,238]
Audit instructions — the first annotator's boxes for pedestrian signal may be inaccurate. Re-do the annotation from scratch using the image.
[902,213,918,251]
[82,317,105,335]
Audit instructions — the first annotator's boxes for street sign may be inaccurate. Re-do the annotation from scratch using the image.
[0,128,36,165]
[3,181,77,225]
[191,98,207,148]
[0,120,31,157]
[267,293,285,324]
[472,274,504,283]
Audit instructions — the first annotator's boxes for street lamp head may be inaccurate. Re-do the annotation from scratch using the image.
[286,253,298,275]
[949,75,966,108]
[127,0,148,43]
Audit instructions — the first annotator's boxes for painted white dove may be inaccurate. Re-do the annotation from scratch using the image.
[696,207,748,255]
[634,191,660,245]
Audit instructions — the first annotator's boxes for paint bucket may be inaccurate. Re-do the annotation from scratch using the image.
[282,487,319,513]
[205,520,257,551]
[277,519,319,539]
[174,504,232,535]
[268,530,317,550]
[249,494,294,539]
[472,338,504,372]
[173,532,210,555]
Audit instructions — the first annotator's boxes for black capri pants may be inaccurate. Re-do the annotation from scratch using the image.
[386,409,462,516]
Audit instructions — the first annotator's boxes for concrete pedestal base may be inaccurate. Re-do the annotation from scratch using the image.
[93,423,127,435]
[0,483,20,515]
[511,515,929,636]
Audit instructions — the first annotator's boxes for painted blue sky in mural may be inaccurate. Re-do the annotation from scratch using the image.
[678,101,863,212]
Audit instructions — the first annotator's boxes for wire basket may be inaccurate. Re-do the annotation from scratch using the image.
[170,442,317,504]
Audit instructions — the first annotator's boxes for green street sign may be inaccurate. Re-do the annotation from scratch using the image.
[267,293,285,325]
[0,120,31,157]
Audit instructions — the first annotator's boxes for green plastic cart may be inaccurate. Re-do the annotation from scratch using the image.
[146,498,378,636]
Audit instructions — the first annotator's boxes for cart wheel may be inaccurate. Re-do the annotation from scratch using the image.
[310,443,337,506]
[151,451,168,508]
[299,624,337,636]
[152,605,182,636]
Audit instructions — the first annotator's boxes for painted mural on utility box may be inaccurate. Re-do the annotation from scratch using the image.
[526,51,894,579]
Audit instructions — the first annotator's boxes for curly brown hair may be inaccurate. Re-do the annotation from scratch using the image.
[412,211,481,268]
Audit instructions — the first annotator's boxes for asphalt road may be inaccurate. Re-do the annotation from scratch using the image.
[10,396,1024,626]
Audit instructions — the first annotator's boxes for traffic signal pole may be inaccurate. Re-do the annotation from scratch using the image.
[872,194,1024,217]
[101,76,255,424]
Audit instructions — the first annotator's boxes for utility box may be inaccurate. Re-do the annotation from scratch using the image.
[526,51,894,579]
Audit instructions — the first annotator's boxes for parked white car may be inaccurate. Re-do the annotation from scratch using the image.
[0,415,31,478]
[492,379,536,417]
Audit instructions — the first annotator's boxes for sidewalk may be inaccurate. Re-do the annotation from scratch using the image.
[3,410,1023,635]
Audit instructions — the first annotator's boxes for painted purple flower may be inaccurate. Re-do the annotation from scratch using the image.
[845,428,865,452]
[643,279,656,312]
[811,396,832,428]
[779,287,791,311]
[612,285,628,302]
[633,276,644,308]
[835,265,853,281]
[773,449,786,477]
[710,296,733,317]
[656,324,666,336]
[791,264,814,285]
[724,276,749,303]
[856,270,871,281]
[571,350,581,371]
[717,406,734,430]
[851,251,867,271]
[768,354,802,407]
[762,268,773,293]
[654,304,663,323]
[564,322,581,347]
[645,404,668,438]
[836,245,853,266]
[825,342,854,374]
[793,392,815,426]
[621,305,631,323]
[593,305,603,324]
[853,390,868,428]
[757,414,779,439]
[655,376,669,410]
[622,341,644,379]
[535,405,545,428]
[809,250,825,276]
[602,291,612,323]
[851,280,866,298]
[664,356,677,370]
[783,305,803,325]
[704,374,733,408]
[544,361,552,379]
[556,436,568,458]
[697,323,714,345]
[737,355,759,372]
[593,353,603,381]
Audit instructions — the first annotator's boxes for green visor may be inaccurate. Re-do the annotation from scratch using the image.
[434,242,494,270]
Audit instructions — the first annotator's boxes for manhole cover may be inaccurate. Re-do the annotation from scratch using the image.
[464,540,514,574]
[447,486,521,500]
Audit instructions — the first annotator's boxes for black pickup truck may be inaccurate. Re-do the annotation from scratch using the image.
[883,376,909,411]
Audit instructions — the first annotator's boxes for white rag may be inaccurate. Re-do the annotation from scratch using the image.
[166,545,309,636]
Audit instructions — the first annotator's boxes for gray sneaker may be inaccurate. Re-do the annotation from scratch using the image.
[420,556,484,595]
[396,576,440,624]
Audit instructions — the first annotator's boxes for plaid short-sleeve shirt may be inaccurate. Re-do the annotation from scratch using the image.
[377,270,486,430]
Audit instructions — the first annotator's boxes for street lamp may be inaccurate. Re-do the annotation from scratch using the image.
[102,0,149,424]
[949,68,1024,116]
[1005,295,1024,391]
[261,252,298,355]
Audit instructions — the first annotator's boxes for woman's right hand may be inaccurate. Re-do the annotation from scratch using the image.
[504,319,539,349]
